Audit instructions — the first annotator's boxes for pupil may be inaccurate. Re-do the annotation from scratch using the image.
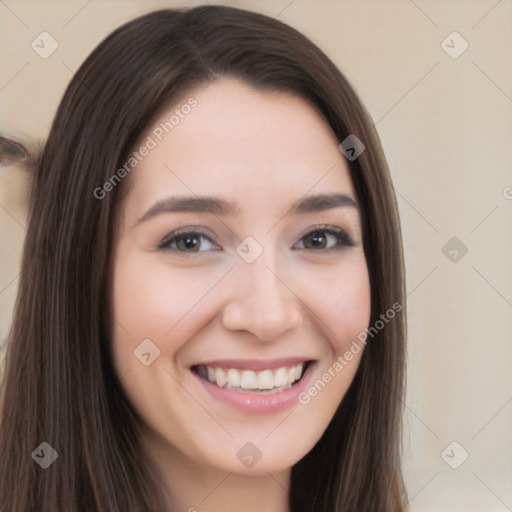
[181,236,199,251]
[309,231,326,248]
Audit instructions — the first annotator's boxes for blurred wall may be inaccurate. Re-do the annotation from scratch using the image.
[1,1,511,510]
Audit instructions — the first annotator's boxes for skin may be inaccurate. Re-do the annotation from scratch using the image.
[110,77,371,512]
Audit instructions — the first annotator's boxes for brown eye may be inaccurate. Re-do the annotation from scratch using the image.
[296,227,354,250]
[159,230,219,253]
[303,230,328,249]
[175,234,202,252]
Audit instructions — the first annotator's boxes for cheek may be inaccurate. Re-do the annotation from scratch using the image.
[304,257,371,352]
[110,252,226,370]
[287,257,370,455]
[109,253,221,436]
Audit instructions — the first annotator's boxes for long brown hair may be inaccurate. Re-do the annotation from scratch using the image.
[0,6,407,511]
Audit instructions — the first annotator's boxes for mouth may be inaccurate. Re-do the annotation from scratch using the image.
[192,360,313,395]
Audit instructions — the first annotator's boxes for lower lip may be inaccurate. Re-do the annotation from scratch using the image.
[193,363,315,414]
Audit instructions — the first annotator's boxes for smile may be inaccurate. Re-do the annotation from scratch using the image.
[194,362,308,395]
[191,357,316,413]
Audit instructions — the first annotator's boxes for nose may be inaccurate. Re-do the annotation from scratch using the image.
[221,257,304,342]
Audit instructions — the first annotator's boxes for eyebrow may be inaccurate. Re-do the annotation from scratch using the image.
[135,192,358,226]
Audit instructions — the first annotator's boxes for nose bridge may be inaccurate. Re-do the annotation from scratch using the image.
[221,247,304,341]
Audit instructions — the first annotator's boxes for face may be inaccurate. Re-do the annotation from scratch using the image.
[110,78,371,478]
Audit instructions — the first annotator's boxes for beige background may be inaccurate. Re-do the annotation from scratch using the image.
[1,1,511,510]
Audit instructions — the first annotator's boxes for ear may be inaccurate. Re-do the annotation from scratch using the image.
[0,135,30,165]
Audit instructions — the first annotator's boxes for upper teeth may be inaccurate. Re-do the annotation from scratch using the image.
[197,363,305,391]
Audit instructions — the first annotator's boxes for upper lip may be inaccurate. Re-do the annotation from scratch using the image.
[191,357,314,371]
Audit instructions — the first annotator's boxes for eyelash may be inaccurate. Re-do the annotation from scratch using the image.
[300,225,355,249]
[158,225,355,253]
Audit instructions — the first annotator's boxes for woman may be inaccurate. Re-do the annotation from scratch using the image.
[0,5,407,511]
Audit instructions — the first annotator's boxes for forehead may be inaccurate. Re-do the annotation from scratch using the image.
[123,78,355,216]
